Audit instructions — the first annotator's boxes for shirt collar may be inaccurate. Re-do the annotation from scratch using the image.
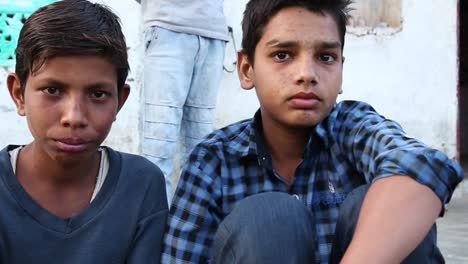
[246,109,332,161]
[251,110,271,166]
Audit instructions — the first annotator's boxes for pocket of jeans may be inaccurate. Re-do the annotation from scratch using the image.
[144,26,159,53]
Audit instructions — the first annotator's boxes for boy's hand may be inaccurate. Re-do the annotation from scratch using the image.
[340,175,441,264]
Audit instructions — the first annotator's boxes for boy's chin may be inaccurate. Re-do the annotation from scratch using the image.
[288,120,321,129]
[286,113,326,128]
[48,147,100,165]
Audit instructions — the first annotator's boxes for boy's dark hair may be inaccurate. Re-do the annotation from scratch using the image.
[15,0,129,93]
[241,0,353,64]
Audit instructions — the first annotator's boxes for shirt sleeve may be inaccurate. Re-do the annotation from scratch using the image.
[162,146,222,263]
[333,101,464,205]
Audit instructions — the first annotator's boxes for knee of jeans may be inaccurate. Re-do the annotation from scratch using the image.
[214,192,315,246]
[402,224,444,264]
[227,192,311,222]
[212,192,316,263]
[212,221,237,263]
[331,184,370,259]
[337,184,370,223]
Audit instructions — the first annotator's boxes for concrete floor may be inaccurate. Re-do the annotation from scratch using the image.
[437,196,468,263]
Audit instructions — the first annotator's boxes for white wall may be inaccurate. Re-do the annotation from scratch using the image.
[0,0,459,159]
[341,0,459,157]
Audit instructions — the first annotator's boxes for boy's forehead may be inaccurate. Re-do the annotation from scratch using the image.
[259,7,341,46]
[31,55,116,76]
[27,55,118,86]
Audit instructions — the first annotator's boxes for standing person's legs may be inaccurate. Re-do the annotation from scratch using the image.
[180,37,226,168]
[330,184,445,264]
[142,27,198,203]
[212,192,316,264]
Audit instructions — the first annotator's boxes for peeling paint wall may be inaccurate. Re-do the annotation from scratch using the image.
[349,0,402,28]
[0,0,459,159]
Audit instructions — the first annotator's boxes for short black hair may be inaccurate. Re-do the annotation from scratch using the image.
[15,0,129,93]
[241,0,353,64]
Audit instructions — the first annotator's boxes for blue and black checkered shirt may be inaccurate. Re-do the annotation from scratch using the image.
[162,100,463,263]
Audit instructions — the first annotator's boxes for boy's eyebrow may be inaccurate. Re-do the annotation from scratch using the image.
[37,78,115,89]
[37,79,66,87]
[85,82,116,90]
[265,39,342,50]
[265,39,299,48]
[317,41,342,50]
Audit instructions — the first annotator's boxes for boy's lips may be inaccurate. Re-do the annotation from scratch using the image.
[54,138,91,152]
[289,92,321,108]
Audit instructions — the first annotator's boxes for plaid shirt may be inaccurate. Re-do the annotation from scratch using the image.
[162,100,463,263]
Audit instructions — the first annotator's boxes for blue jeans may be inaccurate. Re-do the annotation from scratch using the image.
[212,185,444,264]
[142,26,225,203]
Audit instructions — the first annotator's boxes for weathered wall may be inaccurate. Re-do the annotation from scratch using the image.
[0,0,459,160]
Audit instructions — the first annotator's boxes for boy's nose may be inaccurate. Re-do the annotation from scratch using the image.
[295,56,318,86]
[60,96,88,128]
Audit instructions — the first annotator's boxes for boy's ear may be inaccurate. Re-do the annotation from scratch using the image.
[237,50,255,90]
[117,84,130,113]
[7,73,25,116]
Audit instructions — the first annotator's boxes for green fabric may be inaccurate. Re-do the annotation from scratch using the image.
[0,0,56,66]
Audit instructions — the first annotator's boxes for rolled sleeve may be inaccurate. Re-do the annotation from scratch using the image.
[334,101,464,206]
[374,147,463,205]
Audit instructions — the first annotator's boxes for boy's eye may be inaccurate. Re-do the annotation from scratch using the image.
[42,87,60,95]
[319,54,337,63]
[273,51,291,61]
[90,90,108,99]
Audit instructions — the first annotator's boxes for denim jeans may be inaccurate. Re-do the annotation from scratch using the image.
[212,185,444,264]
[212,192,316,263]
[142,26,225,203]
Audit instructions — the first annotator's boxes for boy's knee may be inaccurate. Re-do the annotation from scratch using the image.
[212,192,315,263]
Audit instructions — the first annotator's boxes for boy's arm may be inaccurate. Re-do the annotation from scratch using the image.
[162,147,222,263]
[334,101,463,263]
[126,168,168,264]
[341,175,441,263]
[126,209,168,263]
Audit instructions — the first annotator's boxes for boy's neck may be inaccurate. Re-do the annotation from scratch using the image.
[261,118,311,184]
[14,143,101,218]
[17,143,100,182]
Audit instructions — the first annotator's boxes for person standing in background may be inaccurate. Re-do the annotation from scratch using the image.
[135,0,228,203]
